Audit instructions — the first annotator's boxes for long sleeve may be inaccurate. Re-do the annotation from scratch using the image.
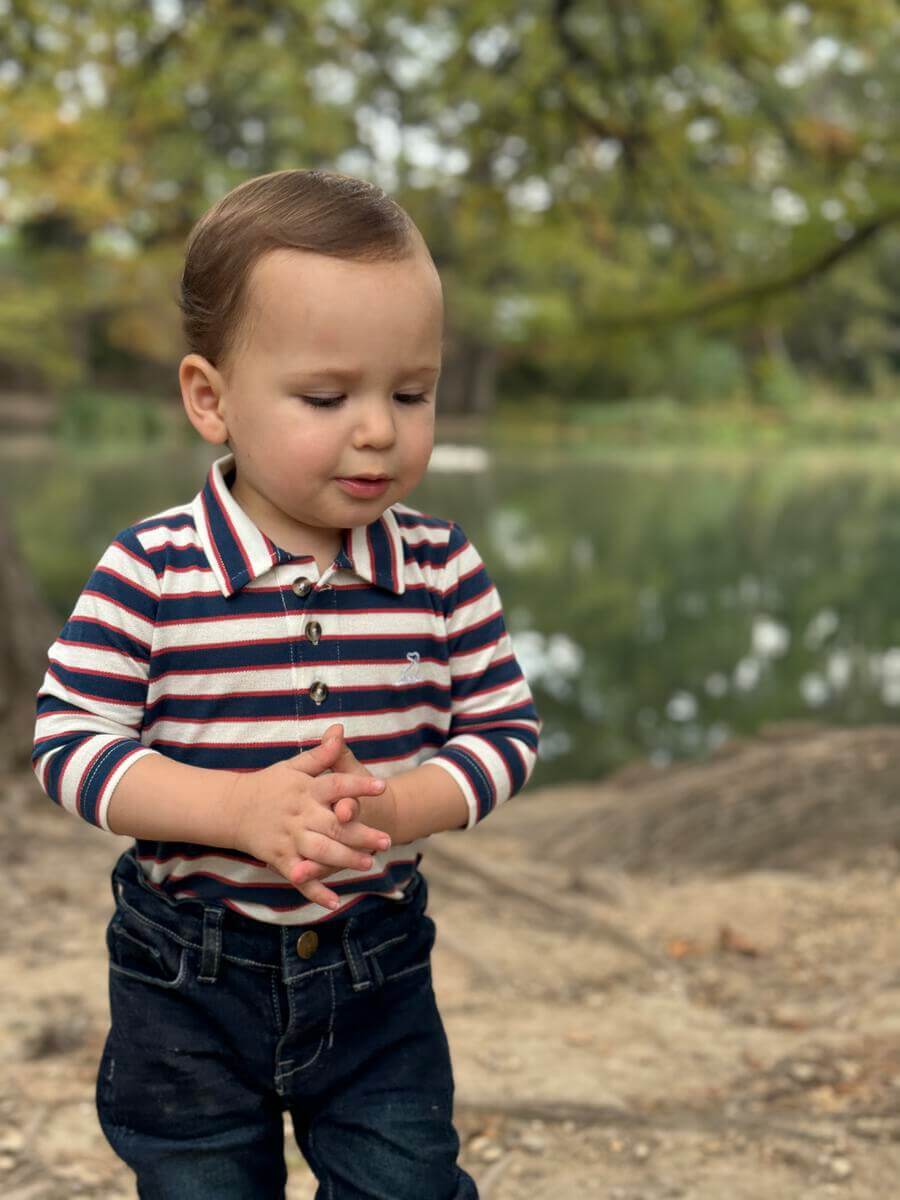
[427,523,541,827]
[31,529,161,830]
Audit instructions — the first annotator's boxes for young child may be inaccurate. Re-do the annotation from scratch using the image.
[32,169,540,1199]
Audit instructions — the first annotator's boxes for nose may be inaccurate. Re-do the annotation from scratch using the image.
[353,396,397,451]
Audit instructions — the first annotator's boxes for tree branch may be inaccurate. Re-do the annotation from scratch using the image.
[593,208,900,330]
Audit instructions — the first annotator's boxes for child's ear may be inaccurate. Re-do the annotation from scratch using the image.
[179,354,229,445]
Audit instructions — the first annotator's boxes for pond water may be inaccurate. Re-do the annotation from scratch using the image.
[7,440,900,789]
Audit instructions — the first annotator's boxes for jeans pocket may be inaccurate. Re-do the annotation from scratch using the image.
[367,911,437,985]
[107,912,187,990]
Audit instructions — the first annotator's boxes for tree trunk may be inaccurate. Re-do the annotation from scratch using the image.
[0,497,56,771]
[438,332,499,415]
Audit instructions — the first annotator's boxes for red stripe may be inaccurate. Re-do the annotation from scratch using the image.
[474,733,515,794]
[138,537,201,555]
[444,537,469,568]
[449,648,514,678]
[113,542,162,580]
[81,589,156,625]
[75,739,110,819]
[51,739,82,805]
[459,741,498,812]
[49,657,143,685]
[436,561,487,600]
[446,608,502,639]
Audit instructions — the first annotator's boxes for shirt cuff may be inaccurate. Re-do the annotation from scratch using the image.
[426,748,495,829]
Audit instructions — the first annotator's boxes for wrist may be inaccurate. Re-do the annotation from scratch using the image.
[359,782,402,846]
[222,770,256,854]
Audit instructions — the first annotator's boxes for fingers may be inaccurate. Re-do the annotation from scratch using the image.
[333,796,360,824]
[317,772,385,805]
[286,859,343,910]
[293,812,391,869]
[286,726,344,777]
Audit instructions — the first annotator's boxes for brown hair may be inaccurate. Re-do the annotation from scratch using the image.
[179,169,420,369]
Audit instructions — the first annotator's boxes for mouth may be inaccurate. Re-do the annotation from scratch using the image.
[335,475,393,498]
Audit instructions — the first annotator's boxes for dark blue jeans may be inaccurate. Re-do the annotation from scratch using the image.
[97,850,478,1200]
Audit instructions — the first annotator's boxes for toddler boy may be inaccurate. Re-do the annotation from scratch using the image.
[32,169,540,1199]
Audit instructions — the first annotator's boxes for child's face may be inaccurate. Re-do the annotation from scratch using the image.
[189,243,443,557]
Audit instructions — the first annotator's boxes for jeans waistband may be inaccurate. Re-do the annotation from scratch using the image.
[109,849,427,977]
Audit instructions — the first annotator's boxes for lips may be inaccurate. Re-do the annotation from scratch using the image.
[335,475,392,499]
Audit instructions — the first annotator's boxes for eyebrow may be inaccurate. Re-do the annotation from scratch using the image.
[279,365,441,383]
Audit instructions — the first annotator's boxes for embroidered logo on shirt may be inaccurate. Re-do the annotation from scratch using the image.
[396,651,421,685]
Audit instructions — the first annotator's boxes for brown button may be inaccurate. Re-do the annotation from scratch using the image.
[291,578,313,598]
[296,930,319,959]
[309,680,329,705]
[306,621,322,645]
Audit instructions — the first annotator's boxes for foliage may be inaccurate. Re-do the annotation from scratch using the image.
[0,0,897,405]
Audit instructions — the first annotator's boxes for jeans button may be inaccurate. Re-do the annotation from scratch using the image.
[296,931,319,959]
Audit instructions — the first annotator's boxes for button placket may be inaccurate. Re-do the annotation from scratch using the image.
[286,567,337,713]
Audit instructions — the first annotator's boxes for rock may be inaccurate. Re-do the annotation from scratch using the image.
[519,1132,546,1154]
[829,1157,852,1180]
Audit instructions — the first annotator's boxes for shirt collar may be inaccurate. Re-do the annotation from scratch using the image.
[193,454,406,598]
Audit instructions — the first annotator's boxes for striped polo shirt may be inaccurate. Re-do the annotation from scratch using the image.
[32,454,540,924]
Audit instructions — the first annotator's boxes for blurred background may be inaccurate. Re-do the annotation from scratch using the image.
[1,0,898,788]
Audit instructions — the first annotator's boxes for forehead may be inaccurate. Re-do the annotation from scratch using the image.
[241,247,443,364]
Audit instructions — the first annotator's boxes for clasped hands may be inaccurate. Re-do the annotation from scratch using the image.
[227,723,399,910]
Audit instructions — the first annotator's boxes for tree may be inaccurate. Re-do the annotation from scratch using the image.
[0,0,897,407]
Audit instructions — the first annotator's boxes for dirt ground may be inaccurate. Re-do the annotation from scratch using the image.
[4,727,900,1198]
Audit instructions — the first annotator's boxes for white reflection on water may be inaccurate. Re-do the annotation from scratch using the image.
[428,444,490,473]
[752,615,790,658]
[538,730,573,761]
[877,648,900,706]
[705,671,729,697]
[826,650,852,690]
[804,608,840,648]
[488,508,547,568]
[666,691,698,722]
[511,629,584,700]
[734,656,762,691]
[801,672,829,706]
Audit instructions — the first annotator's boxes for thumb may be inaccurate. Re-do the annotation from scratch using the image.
[287,725,344,776]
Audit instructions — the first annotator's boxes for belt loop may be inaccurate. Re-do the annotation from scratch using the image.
[342,923,382,992]
[198,906,224,983]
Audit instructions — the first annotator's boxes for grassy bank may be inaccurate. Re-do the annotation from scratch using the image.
[488,391,900,456]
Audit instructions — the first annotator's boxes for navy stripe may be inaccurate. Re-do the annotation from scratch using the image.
[136,855,416,909]
[144,682,451,724]
[149,634,451,675]
[435,744,495,821]
[80,739,140,825]
[153,724,449,769]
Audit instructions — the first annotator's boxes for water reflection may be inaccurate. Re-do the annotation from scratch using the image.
[6,444,900,788]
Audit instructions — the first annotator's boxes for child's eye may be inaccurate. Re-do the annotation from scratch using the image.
[299,395,344,408]
[394,393,429,404]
